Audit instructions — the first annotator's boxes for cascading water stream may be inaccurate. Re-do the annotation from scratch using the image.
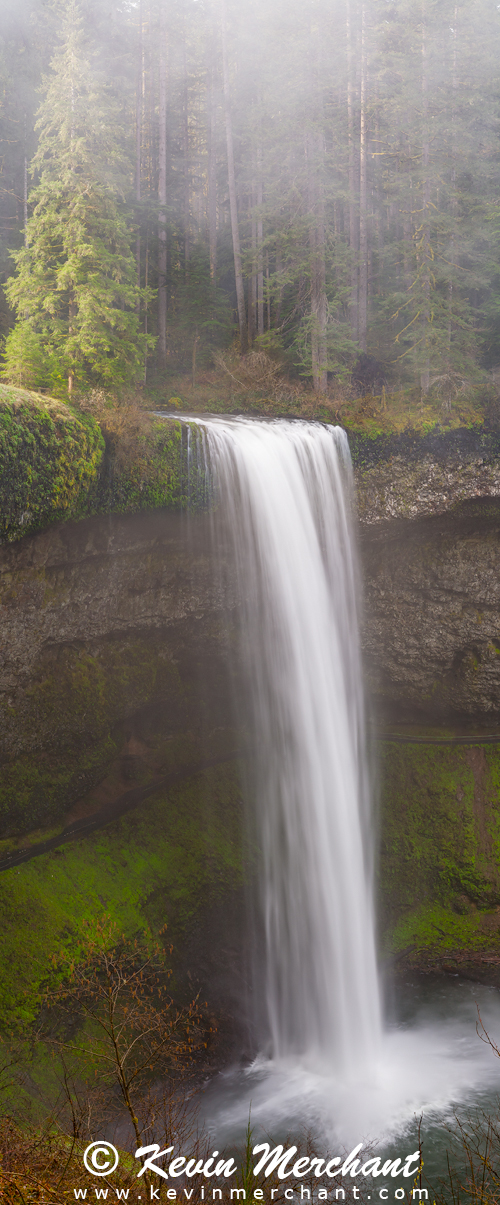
[184,416,382,1072]
[171,413,500,1153]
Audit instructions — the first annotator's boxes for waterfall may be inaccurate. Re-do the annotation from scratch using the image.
[185,416,382,1074]
[170,415,500,1149]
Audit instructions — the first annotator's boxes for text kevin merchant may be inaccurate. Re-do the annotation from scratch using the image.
[79,1141,424,1193]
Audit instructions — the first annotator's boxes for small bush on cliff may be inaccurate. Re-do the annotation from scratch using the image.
[75,389,189,513]
[45,918,214,1149]
[76,388,153,471]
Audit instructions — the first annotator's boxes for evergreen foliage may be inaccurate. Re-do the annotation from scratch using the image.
[2,1,154,395]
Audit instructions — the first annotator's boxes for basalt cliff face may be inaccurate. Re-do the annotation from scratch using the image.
[360,501,500,726]
[353,433,500,969]
[3,428,499,827]
[1,425,500,1024]
[0,509,238,835]
[353,429,500,725]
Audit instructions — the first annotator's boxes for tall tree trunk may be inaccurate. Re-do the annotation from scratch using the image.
[208,56,217,284]
[257,158,264,337]
[68,292,76,395]
[182,24,190,281]
[135,0,143,310]
[358,0,368,352]
[420,0,431,394]
[157,3,167,371]
[220,0,247,351]
[372,74,382,299]
[448,3,459,368]
[307,3,327,393]
[403,121,413,289]
[248,182,257,346]
[316,141,327,392]
[276,242,283,327]
[144,232,149,384]
[307,129,327,394]
[145,0,154,197]
[346,0,358,340]
[23,113,28,248]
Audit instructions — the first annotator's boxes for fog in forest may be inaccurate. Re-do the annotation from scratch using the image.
[0,0,499,399]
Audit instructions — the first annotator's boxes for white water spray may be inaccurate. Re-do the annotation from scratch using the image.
[187,417,382,1071]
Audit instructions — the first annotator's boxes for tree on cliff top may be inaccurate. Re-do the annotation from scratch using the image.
[1,0,155,397]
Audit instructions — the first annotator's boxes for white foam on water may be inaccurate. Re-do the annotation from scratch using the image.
[200,990,500,1148]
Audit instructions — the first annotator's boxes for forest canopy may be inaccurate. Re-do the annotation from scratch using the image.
[0,0,499,399]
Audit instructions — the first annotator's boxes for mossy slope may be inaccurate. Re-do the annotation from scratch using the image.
[0,761,244,1030]
[379,740,500,958]
[2,382,498,546]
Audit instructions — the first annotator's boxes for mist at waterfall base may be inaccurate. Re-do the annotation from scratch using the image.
[176,416,500,1163]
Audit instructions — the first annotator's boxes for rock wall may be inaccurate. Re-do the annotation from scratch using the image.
[0,508,246,1032]
[352,426,500,525]
[2,425,500,1023]
[361,499,500,725]
[353,435,500,961]
[377,739,500,970]
[0,509,238,835]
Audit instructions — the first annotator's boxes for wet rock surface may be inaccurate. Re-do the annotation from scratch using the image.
[361,498,500,724]
[352,426,500,525]
[0,509,238,834]
[2,459,500,834]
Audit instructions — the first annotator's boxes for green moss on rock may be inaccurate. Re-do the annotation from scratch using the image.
[0,385,205,545]
[95,416,199,514]
[379,740,500,956]
[0,385,105,542]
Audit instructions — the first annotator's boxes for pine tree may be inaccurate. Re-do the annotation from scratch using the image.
[2,0,154,396]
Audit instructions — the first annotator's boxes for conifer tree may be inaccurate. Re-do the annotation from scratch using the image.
[2,0,154,396]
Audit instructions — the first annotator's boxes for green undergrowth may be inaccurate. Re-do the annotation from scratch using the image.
[389,900,492,955]
[379,740,500,956]
[0,761,244,1031]
[155,369,487,434]
[338,390,484,438]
